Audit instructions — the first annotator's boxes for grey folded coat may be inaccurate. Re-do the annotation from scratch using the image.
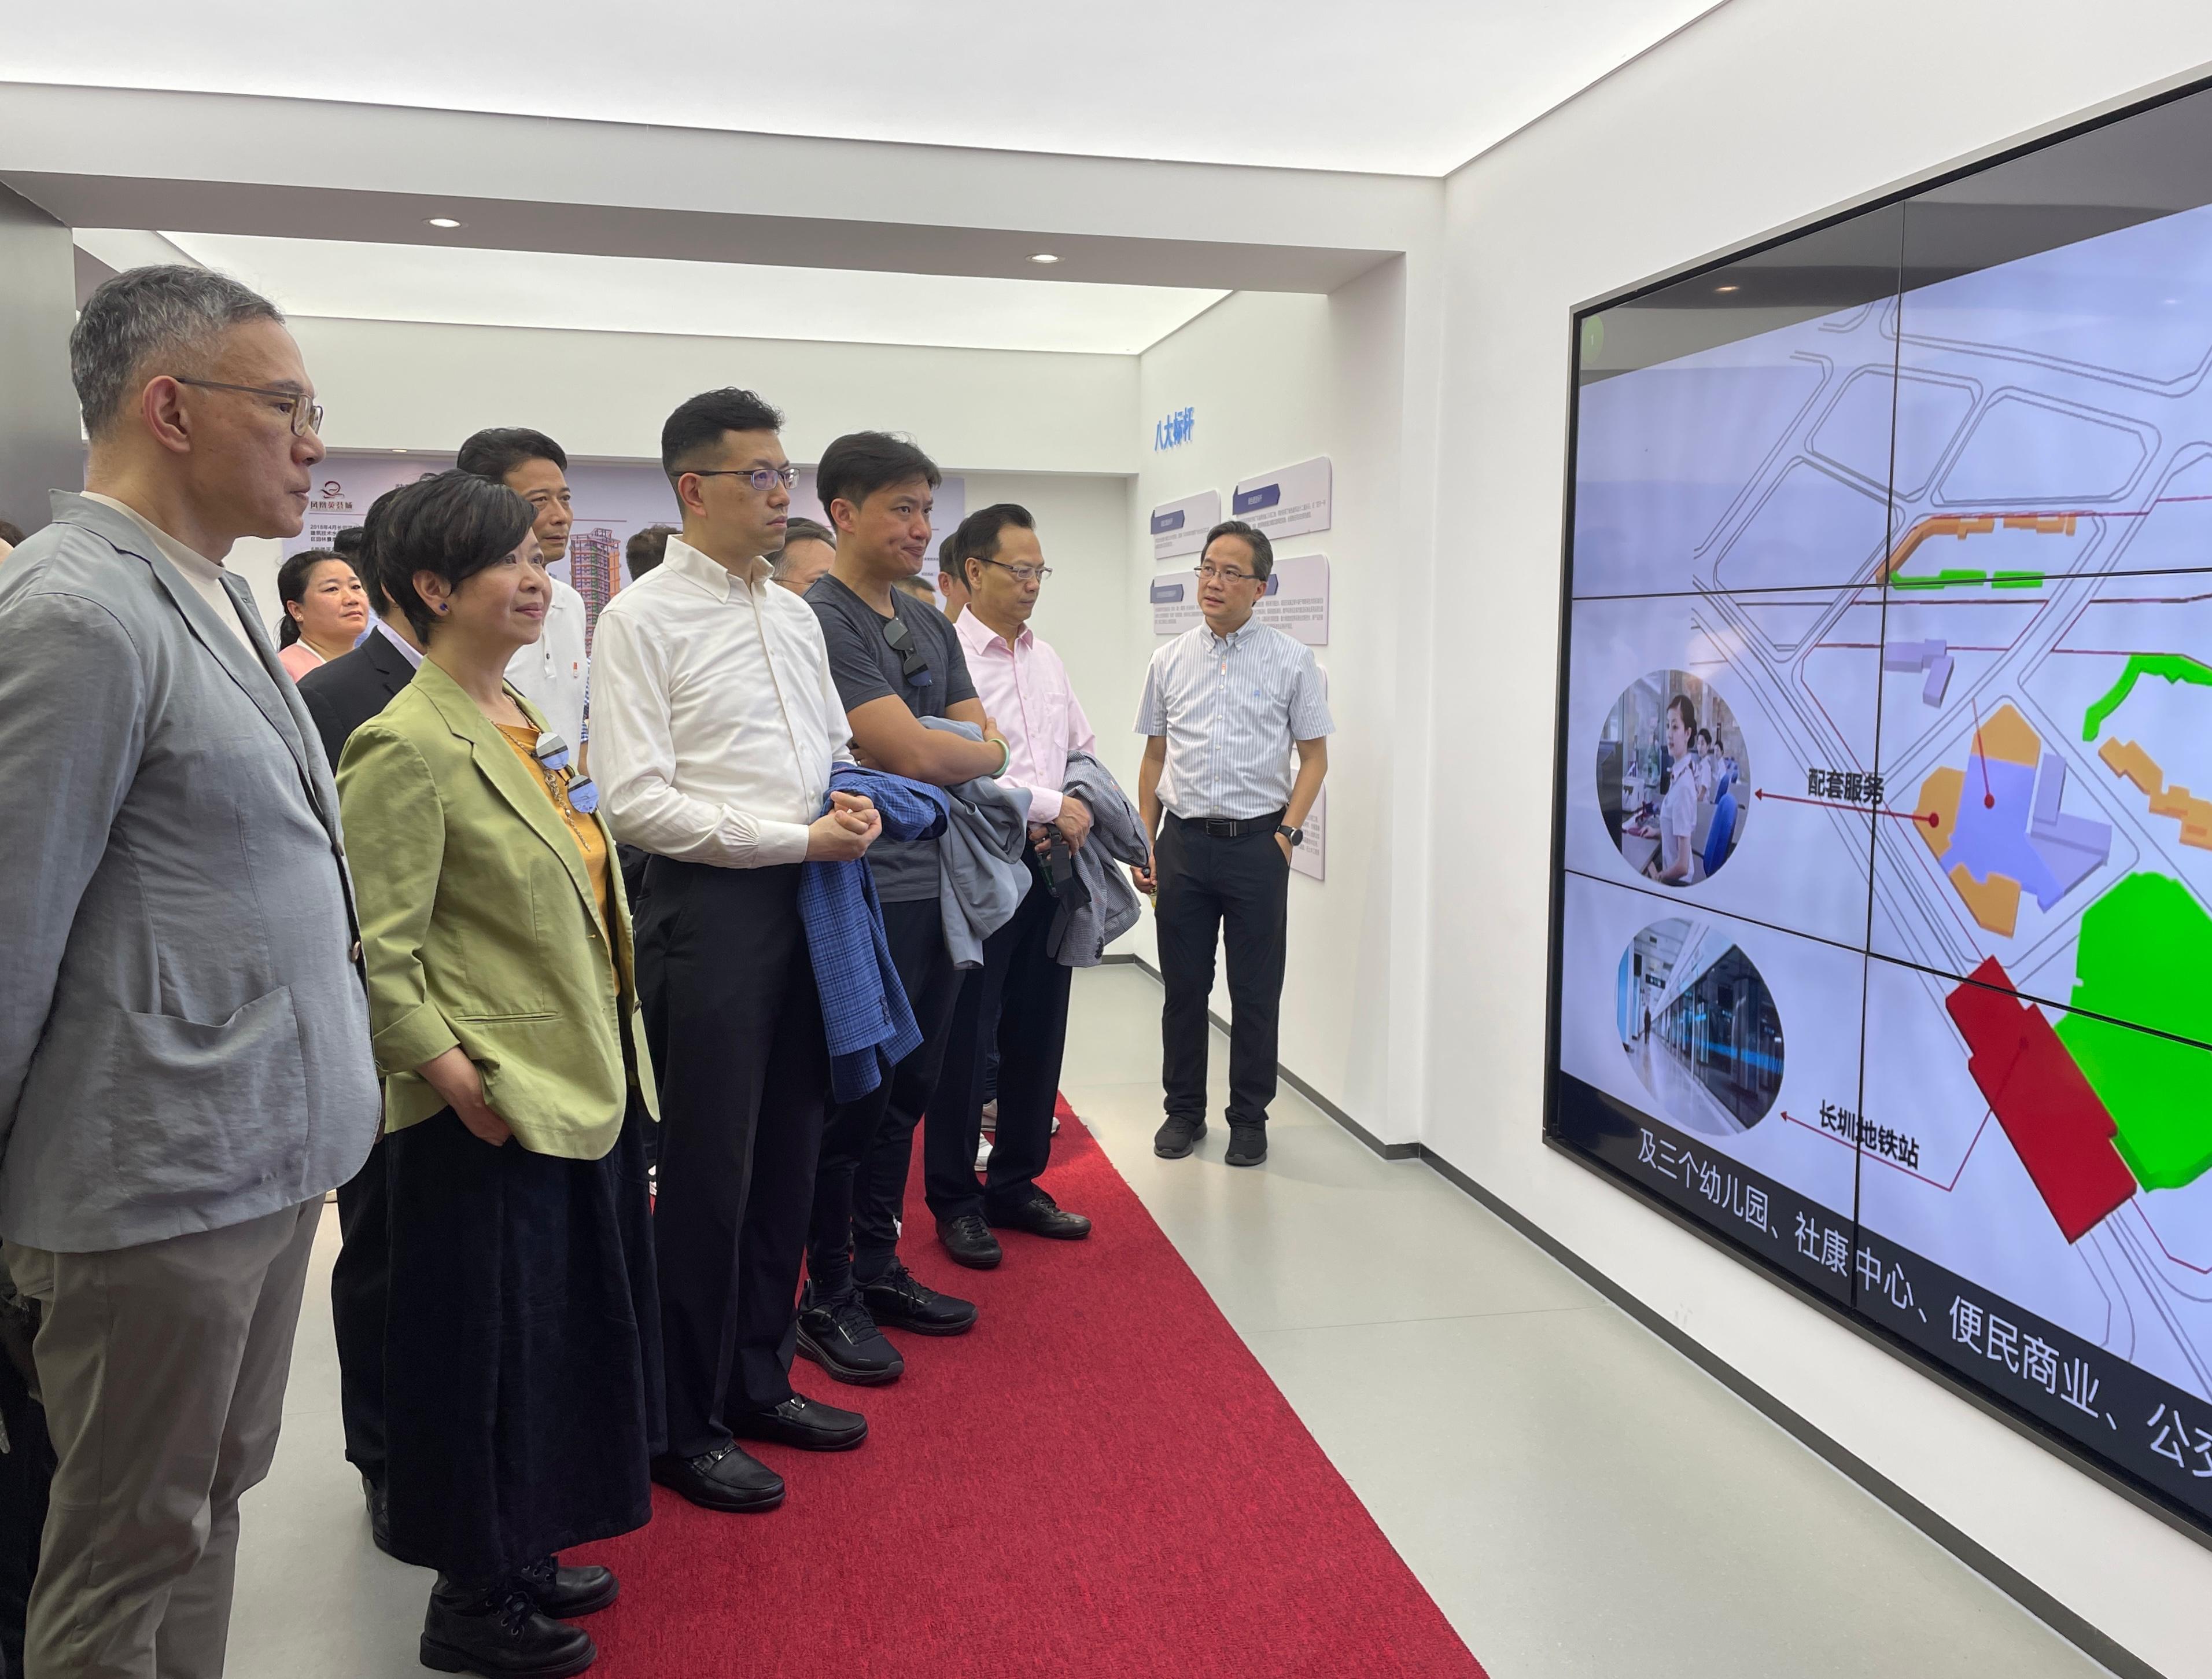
[920,716,1033,968]
[1050,752,1149,967]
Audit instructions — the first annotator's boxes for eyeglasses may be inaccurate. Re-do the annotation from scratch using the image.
[881,614,933,686]
[532,730,599,815]
[974,557,1053,585]
[173,378,323,437]
[1195,563,1258,583]
[688,465,799,493]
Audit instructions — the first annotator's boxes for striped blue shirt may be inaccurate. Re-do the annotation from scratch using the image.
[1136,620,1333,820]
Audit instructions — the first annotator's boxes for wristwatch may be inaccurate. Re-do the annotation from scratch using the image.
[1277,824,1304,848]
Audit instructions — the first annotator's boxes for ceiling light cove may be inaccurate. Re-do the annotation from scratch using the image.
[1029,253,1061,265]
[423,217,463,229]
[147,232,1227,356]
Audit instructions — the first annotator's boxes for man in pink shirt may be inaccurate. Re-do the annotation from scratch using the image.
[929,504,1098,1268]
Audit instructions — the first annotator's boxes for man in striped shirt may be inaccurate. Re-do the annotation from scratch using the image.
[1134,520,1332,1168]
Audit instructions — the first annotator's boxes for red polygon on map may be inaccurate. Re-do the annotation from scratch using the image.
[1945,959,2138,1243]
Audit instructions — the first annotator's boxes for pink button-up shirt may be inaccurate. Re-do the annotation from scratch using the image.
[954,610,1096,825]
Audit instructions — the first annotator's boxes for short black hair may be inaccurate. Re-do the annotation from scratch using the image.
[331,525,366,563]
[0,518,25,548]
[816,432,939,522]
[368,470,537,641]
[768,517,838,583]
[1669,693,1698,738]
[661,388,784,484]
[455,427,568,484]
[1202,519,1273,581]
[626,523,676,579]
[954,502,1035,584]
[275,548,345,649]
[356,492,403,614]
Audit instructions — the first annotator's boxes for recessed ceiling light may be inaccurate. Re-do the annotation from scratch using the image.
[424,216,463,229]
[1028,252,1061,265]
[392,447,407,453]
[1715,283,1740,293]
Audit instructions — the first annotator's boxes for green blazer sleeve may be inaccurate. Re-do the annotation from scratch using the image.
[337,719,460,1075]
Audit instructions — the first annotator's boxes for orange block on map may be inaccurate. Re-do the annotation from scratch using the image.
[1949,864,2022,937]
[2099,737,2162,796]
[1974,703,2042,767]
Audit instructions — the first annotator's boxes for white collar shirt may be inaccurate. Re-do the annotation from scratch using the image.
[589,535,853,868]
[1134,617,1334,820]
[371,614,425,669]
[504,573,588,750]
[953,612,1097,826]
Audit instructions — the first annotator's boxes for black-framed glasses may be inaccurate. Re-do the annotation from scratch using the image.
[1195,562,1257,583]
[173,377,323,437]
[688,465,799,493]
[881,614,933,686]
[974,557,1054,584]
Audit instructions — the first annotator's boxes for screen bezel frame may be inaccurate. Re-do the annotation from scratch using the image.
[1540,67,2212,1555]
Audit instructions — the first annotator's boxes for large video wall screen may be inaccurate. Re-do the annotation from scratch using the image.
[1547,80,2212,1533]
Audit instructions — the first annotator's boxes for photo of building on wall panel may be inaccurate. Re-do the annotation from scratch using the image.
[1562,591,1880,953]
[1554,872,1861,1302]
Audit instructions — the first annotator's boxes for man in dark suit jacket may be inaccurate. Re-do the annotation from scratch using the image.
[297,538,421,1555]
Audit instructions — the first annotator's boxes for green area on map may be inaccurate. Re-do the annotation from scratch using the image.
[1892,569,1987,591]
[2056,871,2212,1190]
[2080,653,2212,741]
[1990,571,2047,590]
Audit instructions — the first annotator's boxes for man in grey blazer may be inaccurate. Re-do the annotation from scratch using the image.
[0,267,381,1678]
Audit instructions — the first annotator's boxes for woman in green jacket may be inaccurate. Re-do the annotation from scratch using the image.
[338,471,659,1679]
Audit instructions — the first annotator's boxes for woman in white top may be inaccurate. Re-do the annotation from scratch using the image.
[1647,693,1699,886]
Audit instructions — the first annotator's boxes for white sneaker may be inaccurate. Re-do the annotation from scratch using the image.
[975,1139,994,1170]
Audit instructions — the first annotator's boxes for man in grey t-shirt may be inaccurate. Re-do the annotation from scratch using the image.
[801,433,1013,1385]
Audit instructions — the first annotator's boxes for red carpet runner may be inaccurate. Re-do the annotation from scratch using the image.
[575,1098,1485,1677]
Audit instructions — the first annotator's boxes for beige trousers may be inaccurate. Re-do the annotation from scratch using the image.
[3,1199,320,1679]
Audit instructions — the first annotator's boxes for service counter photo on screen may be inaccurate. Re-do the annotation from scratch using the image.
[1546,79,2212,1532]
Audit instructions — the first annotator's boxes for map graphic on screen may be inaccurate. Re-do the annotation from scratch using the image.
[1549,87,2212,1531]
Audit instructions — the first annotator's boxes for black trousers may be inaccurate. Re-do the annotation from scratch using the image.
[642,857,830,1459]
[385,1101,661,1584]
[0,1336,51,1679]
[330,1133,389,1489]
[1154,817,1291,1129]
[808,897,962,1297]
[927,873,1073,1221]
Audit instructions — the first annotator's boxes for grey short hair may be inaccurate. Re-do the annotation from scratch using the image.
[768,516,836,580]
[71,266,285,439]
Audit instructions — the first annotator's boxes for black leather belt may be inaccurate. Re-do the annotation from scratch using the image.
[1174,811,1285,838]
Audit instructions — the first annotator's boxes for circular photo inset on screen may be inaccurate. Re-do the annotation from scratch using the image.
[1596,671,1747,886]
[1616,918,1784,1136]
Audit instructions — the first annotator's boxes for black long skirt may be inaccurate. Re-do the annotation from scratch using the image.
[383,1097,663,1584]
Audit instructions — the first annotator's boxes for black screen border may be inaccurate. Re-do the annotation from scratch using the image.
[1542,68,2212,1554]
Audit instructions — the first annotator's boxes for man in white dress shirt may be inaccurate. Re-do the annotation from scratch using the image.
[456,428,591,753]
[1135,520,1332,1170]
[591,389,882,1515]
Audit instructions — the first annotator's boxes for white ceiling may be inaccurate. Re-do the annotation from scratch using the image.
[86,231,1227,356]
[8,0,1724,176]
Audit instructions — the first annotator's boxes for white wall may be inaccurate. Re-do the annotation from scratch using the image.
[1127,283,1410,1136]
[1425,2,2212,1672]
[287,316,1138,474]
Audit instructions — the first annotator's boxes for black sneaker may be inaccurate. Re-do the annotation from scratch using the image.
[937,1213,1003,1269]
[796,1286,905,1385]
[1154,1115,1207,1158]
[860,1262,978,1336]
[517,1556,618,1619]
[421,1577,596,1678]
[986,1188,1092,1240]
[1225,1122,1269,1166]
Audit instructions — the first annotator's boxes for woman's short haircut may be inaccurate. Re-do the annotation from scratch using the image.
[661,388,784,485]
[816,432,939,518]
[1202,519,1274,580]
[368,470,537,641]
[275,548,344,649]
[953,503,1035,584]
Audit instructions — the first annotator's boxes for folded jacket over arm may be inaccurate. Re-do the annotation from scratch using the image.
[920,715,1034,969]
[1051,751,1149,967]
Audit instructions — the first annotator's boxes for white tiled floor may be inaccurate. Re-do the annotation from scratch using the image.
[225,964,2113,1679]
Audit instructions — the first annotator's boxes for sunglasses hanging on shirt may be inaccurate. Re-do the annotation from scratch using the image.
[880,614,932,688]
[532,730,599,815]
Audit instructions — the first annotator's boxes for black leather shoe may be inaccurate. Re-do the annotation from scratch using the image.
[421,1577,596,1678]
[1154,1115,1207,1158]
[937,1213,1003,1269]
[364,1474,395,1558]
[986,1190,1092,1240]
[1225,1122,1269,1167]
[649,1443,786,1512]
[796,1286,905,1385]
[517,1556,618,1619]
[860,1261,978,1335]
[729,1394,868,1452]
